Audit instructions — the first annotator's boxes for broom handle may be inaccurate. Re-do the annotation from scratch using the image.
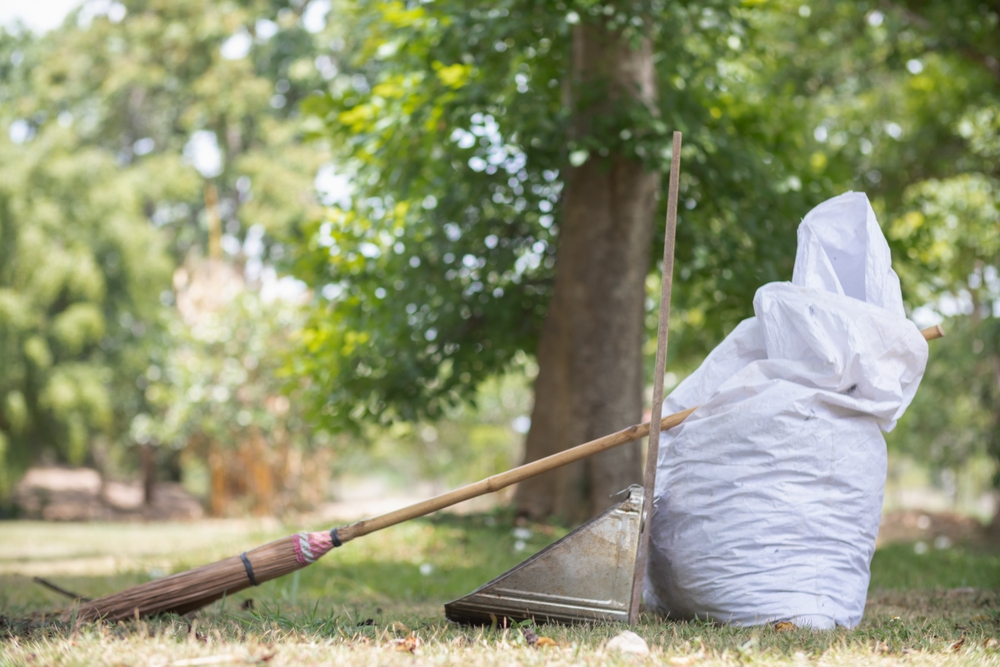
[335,323,943,543]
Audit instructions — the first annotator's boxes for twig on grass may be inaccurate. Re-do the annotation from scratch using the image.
[32,577,92,602]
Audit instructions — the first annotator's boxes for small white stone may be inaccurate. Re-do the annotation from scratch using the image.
[605,630,650,656]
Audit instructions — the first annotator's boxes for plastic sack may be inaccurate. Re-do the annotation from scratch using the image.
[644,192,929,629]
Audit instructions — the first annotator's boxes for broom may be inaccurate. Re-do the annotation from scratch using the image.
[67,324,943,623]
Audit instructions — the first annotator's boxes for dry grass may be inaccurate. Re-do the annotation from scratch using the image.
[3,512,1000,666]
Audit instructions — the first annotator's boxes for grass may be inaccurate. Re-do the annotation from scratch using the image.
[3,513,1000,666]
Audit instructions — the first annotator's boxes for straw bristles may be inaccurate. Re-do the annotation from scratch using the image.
[66,534,306,622]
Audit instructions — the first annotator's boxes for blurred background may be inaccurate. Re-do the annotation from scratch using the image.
[0,0,996,552]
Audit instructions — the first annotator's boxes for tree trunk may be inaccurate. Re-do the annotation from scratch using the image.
[515,22,660,522]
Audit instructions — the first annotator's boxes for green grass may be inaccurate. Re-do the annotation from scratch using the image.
[3,514,1000,665]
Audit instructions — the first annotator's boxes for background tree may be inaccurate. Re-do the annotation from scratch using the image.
[293,0,1000,520]
[0,120,171,497]
[3,0,997,521]
[294,0,855,520]
[770,0,1000,502]
[0,0,333,510]
[134,275,326,516]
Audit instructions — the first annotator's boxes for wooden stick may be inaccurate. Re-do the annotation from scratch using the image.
[923,324,944,341]
[629,131,682,623]
[337,323,942,543]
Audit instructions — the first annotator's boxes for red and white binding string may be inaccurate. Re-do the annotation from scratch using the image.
[293,530,341,566]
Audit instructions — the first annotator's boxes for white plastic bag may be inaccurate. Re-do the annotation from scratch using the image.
[644,192,928,629]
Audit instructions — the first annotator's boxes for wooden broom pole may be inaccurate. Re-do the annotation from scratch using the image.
[628,130,682,623]
[337,320,942,544]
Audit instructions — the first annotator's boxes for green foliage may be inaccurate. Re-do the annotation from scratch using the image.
[5,0,331,257]
[293,0,846,430]
[0,120,171,492]
[2,0,997,497]
[0,0,333,497]
[336,371,533,489]
[135,286,315,454]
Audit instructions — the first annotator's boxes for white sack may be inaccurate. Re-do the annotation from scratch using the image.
[644,192,928,629]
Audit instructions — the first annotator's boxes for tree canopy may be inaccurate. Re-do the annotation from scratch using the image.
[292,0,839,433]
[287,0,999,514]
[0,0,330,505]
[291,0,995,414]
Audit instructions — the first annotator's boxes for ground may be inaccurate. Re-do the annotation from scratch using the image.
[2,512,1000,666]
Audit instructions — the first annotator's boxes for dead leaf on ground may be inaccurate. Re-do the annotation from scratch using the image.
[520,627,558,648]
[391,634,422,653]
[983,638,999,649]
[669,654,704,666]
[774,621,796,632]
[949,635,966,652]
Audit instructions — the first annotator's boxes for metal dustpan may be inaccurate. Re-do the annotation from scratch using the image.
[446,134,685,627]
[444,485,644,625]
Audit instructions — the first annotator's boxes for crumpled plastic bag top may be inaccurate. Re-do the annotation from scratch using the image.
[644,191,928,629]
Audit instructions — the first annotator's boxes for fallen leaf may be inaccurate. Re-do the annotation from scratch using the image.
[535,637,558,648]
[949,635,966,652]
[606,630,650,656]
[391,634,422,653]
[774,621,796,632]
[983,638,999,649]
[669,656,702,666]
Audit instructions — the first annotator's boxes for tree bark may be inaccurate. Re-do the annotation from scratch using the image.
[515,22,660,522]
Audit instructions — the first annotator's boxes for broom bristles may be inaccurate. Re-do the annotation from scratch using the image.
[66,530,337,622]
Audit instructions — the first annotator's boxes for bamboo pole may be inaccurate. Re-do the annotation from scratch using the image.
[629,130,682,623]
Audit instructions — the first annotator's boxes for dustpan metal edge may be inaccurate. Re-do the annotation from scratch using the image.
[444,485,644,625]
